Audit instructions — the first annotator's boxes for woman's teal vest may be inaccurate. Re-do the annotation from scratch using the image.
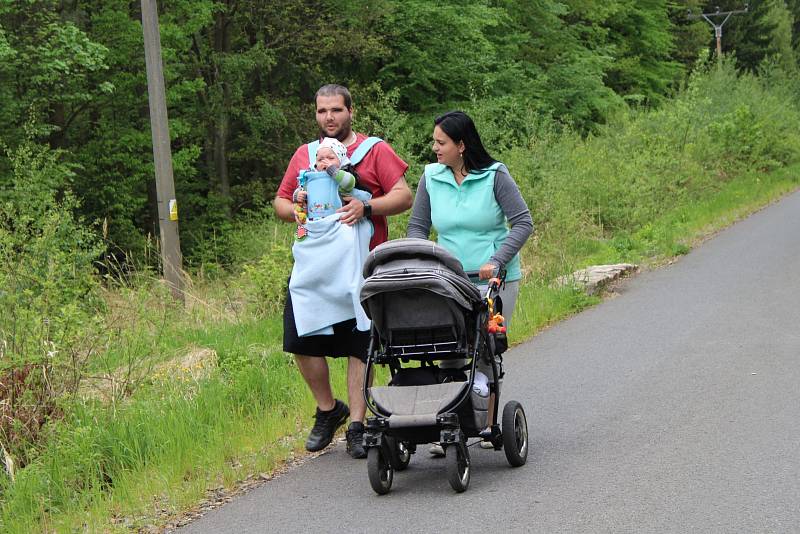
[424,162,522,281]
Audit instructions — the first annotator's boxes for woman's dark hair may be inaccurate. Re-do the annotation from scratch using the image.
[434,111,496,172]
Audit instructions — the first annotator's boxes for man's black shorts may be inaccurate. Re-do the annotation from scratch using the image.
[282,285,369,362]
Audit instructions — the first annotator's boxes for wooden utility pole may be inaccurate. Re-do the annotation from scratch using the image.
[688,4,749,59]
[141,0,184,304]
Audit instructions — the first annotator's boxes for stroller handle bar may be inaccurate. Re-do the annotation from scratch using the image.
[463,267,507,299]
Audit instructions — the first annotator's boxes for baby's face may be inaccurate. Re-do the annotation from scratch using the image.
[315,147,340,171]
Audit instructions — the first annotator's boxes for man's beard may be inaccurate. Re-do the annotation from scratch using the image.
[319,122,352,142]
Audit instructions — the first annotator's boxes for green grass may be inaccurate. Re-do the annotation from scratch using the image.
[2,334,340,532]
[510,283,600,344]
[566,166,800,270]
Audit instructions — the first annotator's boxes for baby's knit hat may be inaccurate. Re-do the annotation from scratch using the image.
[318,137,351,167]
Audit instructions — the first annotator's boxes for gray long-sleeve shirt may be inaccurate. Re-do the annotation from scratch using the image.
[407,165,534,269]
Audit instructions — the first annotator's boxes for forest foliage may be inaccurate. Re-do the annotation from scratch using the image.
[1,0,798,263]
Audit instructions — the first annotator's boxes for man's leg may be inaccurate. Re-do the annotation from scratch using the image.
[344,356,372,459]
[347,356,368,423]
[294,354,335,411]
[295,354,349,452]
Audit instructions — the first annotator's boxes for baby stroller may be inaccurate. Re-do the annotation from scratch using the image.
[359,238,529,494]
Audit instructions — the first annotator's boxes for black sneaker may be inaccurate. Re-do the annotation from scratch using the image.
[345,421,367,459]
[305,400,349,452]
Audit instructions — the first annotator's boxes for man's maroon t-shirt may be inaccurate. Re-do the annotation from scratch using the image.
[277,133,409,250]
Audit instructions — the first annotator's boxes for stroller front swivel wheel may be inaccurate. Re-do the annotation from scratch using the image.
[385,435,411,471]
[445,443,470,492]
[367,446,394,495]
[502,400,529,467]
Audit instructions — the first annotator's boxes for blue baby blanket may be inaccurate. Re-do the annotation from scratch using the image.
[289,212,373,336]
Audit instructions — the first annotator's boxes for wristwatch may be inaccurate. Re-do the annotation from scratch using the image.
[361,200,372,218]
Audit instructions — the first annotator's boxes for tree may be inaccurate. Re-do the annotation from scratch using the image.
[710,0,797,71]
[494,0,622,130]
[368,0,516,112]
[0,1,111,149]
[564,0,683,104]
[789,0,800,57]
[669,0,714,69]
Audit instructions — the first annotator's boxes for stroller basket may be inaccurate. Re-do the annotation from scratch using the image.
[370,382,469,428]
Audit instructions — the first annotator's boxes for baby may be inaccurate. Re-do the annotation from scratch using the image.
[294,137,357,239]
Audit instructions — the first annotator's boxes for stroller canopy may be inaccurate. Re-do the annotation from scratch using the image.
[360,238,482,314]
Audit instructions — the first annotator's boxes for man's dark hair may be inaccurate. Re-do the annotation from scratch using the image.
[315,84,352,109]
[434,111,496,172]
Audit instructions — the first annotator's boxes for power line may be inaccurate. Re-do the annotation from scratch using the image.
[688,4,749,58]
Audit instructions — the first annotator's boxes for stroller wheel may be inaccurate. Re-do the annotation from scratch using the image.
[385,436,411,471]
[502,400,529,467]
[445,443,470,493]
[368,446,393,495]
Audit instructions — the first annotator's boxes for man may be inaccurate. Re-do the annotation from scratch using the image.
[274,84,412,458]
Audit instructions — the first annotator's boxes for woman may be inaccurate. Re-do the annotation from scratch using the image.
[406,110,533,454]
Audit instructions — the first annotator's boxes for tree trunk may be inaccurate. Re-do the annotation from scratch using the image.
[214,89,230,201]
[213,8,232,215]
[49,102,66,148]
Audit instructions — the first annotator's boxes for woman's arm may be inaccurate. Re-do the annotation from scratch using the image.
[488,166,534,269]
[406,173,432,239]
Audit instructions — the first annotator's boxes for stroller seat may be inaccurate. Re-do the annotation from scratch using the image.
[369,382,469,428]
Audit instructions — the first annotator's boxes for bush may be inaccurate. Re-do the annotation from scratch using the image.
[0,139,103,471]
[502,60,800,277]
[236,218,294,317]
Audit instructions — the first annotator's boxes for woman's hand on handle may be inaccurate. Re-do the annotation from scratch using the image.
[478,263,498,280]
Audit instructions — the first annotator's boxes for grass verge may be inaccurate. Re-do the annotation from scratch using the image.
[2,163,797,533]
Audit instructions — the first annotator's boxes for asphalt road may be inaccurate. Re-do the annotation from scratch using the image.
[180,189,800,533]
